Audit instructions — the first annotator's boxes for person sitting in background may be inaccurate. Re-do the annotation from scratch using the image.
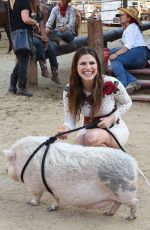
[31,0,50,78]
[31,0,59,83]
[45,0,76,45]
[109,7,148,94]
[58,47,132,149]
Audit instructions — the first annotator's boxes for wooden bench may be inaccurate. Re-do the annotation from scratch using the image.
[106,66,150,87]
[106,66,150,102]
[130,93,150,102]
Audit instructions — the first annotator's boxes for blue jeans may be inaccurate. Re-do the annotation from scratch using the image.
[52,29,75,43]
[46,39,58,67]
[110,47,147,87]
[33,36,58,67]
[33,36,45,61]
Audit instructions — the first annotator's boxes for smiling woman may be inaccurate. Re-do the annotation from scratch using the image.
[57,47,132,150]
[77,54,98,84]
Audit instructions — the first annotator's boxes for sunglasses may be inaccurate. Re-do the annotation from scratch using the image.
[116,13,125,17]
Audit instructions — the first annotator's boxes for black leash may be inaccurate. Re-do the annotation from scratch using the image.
[20,120,126,195]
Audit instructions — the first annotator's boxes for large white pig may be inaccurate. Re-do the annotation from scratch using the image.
[4,135,140,220]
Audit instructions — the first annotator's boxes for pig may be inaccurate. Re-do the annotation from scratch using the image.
[4,135,141,220]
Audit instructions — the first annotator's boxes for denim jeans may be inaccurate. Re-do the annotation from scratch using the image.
[110,46,147,87]
[33,36,58,67]
[33,36,45,61]
[52,29,75,43]
[46,39,58,67]
[10,53,30,89]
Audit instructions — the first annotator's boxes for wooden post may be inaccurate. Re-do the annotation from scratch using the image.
[87,17,104,74]
[27,59,38,86]
[123,0,128,8]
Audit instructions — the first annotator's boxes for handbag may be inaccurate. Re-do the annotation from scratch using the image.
[10,29,33,54]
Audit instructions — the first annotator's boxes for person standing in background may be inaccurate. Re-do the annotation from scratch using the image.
[8,0,39,97]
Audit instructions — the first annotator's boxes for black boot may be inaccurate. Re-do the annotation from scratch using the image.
[17,88,33,97]
[17,79,33,97]
[8,74,17,94]
[51,66,60,84]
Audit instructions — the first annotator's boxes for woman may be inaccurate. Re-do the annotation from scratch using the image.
[8,0,40,96]
[109,7,148,94]
[58,47,132,148]
[31,0,59,82]
[46,0,76,44]
[31,0,50,78]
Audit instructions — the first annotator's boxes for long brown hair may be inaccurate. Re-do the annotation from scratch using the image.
[68,47,104,121]
[30,0,42,15]
[9,0,16,9]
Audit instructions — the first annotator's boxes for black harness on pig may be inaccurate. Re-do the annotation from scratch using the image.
[20,120,126,195]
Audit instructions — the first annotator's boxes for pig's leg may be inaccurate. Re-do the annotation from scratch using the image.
[103,201,121,216]
[125,198,139,220]
[47,195,59,212]
[29,191,43,206]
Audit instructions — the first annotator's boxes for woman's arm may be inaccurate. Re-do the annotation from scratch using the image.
[109,46,128,60]
[64,7,76,31]
[112,80,132,121]
[57,87,76,139]
[21,9,39,27]
[39,20,48,44]
[109,24,139,60]
[46,7,57,33]
[63,88,76,130]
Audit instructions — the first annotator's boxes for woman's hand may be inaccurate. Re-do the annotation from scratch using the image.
[40,34,48,42]
[109,53,118,60]
[45,27,53,35]
[57,125,70,140]
[97,115,115,129]
[59,27,67,32]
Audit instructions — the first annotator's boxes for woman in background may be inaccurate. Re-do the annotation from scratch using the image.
[8,0,39,96]
[31,0,59,82]
[109,7,148,94]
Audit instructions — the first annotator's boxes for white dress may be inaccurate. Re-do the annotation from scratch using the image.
[63,75,132,146]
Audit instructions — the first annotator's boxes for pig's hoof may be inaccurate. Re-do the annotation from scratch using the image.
[125,216,136,221]
[47,205,59,212]
[27,200,40,206]
[103,212,114,216]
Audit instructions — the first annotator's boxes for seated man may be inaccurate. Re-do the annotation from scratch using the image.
[45,0,76,45]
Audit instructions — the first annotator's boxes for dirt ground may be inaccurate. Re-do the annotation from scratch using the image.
[0,31,150,230]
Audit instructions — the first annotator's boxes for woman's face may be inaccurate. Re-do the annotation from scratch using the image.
[34,0,41,6]
[119,13,131,25]
[77,54,98,83]
[60,0,68,6]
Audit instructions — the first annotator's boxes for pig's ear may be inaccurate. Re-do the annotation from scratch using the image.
[3,149,16,160]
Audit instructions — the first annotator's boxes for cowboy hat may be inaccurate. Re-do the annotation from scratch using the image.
[116,7,142,25]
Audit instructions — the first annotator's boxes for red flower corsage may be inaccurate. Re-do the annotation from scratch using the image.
[103,81,119,97]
